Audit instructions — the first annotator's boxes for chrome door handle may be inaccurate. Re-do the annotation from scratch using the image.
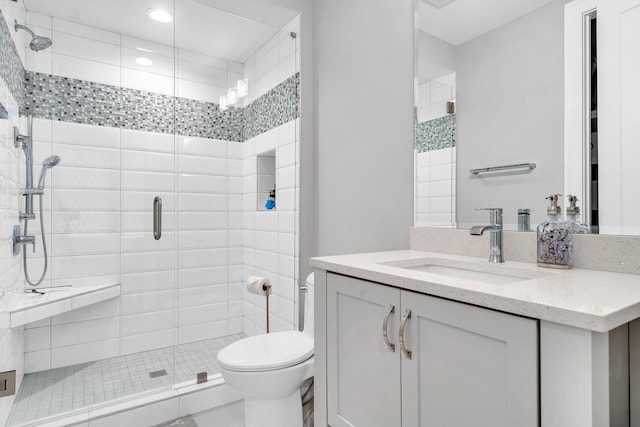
[153,196,162,240]
[399,308,412,359]
[382,304,396,352]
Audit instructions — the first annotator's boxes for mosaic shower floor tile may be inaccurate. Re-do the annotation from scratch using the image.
[7,333,245,426]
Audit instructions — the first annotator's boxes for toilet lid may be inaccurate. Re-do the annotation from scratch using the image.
[217,331,314,372]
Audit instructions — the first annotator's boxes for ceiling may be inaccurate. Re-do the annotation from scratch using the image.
[23,0,298,62]
[417,0,559,45]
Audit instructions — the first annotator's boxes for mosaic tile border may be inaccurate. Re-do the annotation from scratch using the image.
[415,114,456,153]
[23,71,299,142]
[0,8,26,109]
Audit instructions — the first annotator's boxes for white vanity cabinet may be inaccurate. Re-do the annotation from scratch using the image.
[326,272,538,427]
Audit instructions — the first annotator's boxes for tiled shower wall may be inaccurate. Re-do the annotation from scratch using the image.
[0,1,27,423]
[0,3,300,380]
[414,72,456,228]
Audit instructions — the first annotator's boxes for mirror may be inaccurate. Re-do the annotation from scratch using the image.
[415,0,579,231]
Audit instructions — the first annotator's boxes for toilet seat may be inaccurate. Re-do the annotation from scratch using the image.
[217,331,314,372]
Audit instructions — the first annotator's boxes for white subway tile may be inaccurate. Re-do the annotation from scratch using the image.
[121,310,174,336]
[122,150,174,172]
[52,121,120,149]
[179,155,227,176]
[52,143,120,170]
[178,212,227,230]
[25,326,50,352]
[179,193,227,212]
[178,136,227,157]
[121,171,175,192]
[53,54,120,86]
[120,328,175,356]
[121,231,175,253]
[176,79,226,104]
[121,68,174,96]
[121,251,175,274]
[51,298,119,325]
[179,248,227,269]
[51,189,119,211]
[121,191,176,212]
[52,31,120,66]
[178,230,227,250]
[25,349,50,373]
[51,338,119,369]
[179,266,227,288]
[51,317,119,348]
[52,167,120,191]
[121,211,176,232]
[121,47,174,77]
[178,320,226,344]
[178,49,227,69]
[178,302,227,327]
[53,18,120,44]
[121,270,174,295]
[121,129,175,153]
[178,59,227,87]
[52,253,120,279]
[121,291,175,316]
[178,286,227,309]
[51,212,120,234]
[52,232,120,256]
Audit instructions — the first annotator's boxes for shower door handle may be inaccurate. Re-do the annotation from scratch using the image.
[153,196,162,240]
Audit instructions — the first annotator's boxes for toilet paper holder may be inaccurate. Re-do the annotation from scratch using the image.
[264,283,271,333]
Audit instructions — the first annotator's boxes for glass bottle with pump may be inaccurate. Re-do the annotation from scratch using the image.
[565,195,590,234]
[537,194,572,268]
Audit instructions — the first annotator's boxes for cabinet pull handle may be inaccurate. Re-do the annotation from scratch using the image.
[399,308,412,359]
[382,304,396,352]
[153,196,162,240]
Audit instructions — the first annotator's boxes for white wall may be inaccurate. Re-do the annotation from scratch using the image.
[455,0,568,229]
[312,0,414,256]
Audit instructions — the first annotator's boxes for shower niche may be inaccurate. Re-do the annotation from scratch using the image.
[257,150,276,211]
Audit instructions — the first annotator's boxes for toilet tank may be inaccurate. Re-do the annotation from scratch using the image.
[303,273,314,338]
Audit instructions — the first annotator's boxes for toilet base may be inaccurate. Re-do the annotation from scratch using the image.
[244,390,302,427]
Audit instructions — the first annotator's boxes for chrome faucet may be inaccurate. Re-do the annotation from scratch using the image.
[470,208,504,263]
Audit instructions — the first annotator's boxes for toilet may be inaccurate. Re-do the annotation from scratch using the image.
[217,273,314,427]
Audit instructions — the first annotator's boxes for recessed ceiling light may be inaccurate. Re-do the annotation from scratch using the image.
[136,57,153,66]
[147,8,173,23]
[423,0,456,8]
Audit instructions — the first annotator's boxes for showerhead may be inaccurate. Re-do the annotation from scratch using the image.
[14,20,52,52]
[37,155,61,189]
[30,36,53,52]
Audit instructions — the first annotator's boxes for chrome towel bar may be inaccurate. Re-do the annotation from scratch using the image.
[470,163,536,175]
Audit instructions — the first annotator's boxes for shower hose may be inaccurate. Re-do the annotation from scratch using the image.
[23,194,48,287]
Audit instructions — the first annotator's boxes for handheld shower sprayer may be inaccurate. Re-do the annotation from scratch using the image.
[11,115,62,290]
[38,155,61,189]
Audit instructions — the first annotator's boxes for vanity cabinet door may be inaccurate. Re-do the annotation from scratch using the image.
[400,290,539,427]
[327,273,401,427]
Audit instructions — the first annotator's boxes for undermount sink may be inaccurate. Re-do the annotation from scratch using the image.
[403,264,527,285]
[382,257,548,285]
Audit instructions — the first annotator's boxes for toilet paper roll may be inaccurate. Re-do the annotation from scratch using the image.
[247,276,271,296]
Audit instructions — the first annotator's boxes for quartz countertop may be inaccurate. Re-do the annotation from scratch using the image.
[310,250,640,332]
[0,284,121,329]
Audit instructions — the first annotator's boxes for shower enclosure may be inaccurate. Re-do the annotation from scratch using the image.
[1,0,301,424]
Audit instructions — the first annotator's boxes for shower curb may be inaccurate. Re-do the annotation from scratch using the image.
[11,375,242,427]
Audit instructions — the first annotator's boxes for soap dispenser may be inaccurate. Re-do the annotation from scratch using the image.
[537,194,572,268]
[565,195,590,234]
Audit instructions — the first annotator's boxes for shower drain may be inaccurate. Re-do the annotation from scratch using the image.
[149,369,168,378]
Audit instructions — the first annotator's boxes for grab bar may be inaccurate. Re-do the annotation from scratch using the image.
[469,162,536,175]
[153,196,162,240]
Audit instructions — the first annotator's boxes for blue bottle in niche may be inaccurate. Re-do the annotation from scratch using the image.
[537,194,572,269]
